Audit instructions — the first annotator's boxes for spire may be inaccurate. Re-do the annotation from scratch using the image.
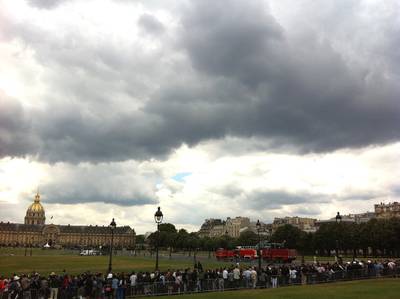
[34,188,40,203]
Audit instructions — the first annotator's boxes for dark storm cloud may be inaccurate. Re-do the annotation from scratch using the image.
[177,0,400,153]
[181,0,284,87]
[1,0,400,163]
[0,92,37,158]
[41,162,158,205]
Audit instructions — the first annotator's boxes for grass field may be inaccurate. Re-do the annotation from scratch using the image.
[0,255,232,276]
[145,279,400,299]
[0,247,390,276]
[0,249,231,276]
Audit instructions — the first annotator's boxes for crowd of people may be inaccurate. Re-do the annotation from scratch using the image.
[0,259,398,299]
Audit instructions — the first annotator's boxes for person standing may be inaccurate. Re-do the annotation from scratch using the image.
[271,267,278,288]
[49,273,60,299]
[222,268,228,289]
[116,274,127,299]
[289,267,297,285]
[233,265,241,288]
[129,272,137,297]
[250,268,257,289]
[111,275,118,299]
[104,274,113,299]
[9,276,22,299]
[84,274,93,299]
[0,276,6,299]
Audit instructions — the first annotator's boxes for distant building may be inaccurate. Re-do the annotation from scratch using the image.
[240,221,272,238]
[209,224,226,238]
[197,219,225,238]
[315,212,375,228]
[273,216,317,233]
[198,217,257,238]
[347,212,376,223]
[0,192,135,248]
[375,202,400,219]
[225,217,250,238]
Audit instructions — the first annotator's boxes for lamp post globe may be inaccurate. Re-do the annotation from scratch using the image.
[335,212,342,223]
[256,220,262,271]
[155,207,163,224]
[107,218,116,274]
[154,207,163,271]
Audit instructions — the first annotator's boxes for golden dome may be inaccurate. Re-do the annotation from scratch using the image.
[27,193,45,213]
[28,202,45,212]
[25,192,46,225]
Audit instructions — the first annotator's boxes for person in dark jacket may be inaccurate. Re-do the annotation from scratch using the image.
[49,273,60,299]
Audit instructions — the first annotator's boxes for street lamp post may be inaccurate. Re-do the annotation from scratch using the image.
[107,218,116,274]
[256,220,262,271]
[154,207,163,271]
[335,212,342,263]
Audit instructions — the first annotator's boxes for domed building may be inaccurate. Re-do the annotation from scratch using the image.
[0,192,136,248]
[24,192,46,225]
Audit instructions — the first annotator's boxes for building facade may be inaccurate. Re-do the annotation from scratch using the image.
[198,216,261,238]
[225,217,250,238]
[0,193,135,248]
[272,216,317,233]
[197,219,225,238]
[375,202,400,219]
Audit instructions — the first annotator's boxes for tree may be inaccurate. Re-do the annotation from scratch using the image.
[135,234,145,244]
[176,229,190,251]
[201,237,218,258]
[159,223,177,233]
[271,224,302,249]
[237,231,259,246]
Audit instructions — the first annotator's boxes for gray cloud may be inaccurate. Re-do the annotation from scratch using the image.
[138,14,165,35]
[181,0,283,87]
[42,162,158,206]
[246,190,330,210]
[290,206,322,217]
[28,0,70,9]
[1,0,399,163]
[0,92,37,158]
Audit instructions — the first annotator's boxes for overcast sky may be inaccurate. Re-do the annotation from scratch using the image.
[0,0,399,234]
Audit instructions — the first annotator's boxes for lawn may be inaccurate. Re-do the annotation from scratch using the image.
[0,247,390,277]
[144,279,400,299]
[0,250,231,276]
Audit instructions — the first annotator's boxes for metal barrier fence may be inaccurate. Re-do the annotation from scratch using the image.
[124,268,400,297]
[0,268,399,299]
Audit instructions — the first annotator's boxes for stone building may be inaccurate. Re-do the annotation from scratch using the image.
[225,217,250,238]
[198,216,256,238]
[272,216,317,233]
[0,193,135,248]
[197,219,225,238]
[375,202,400,219]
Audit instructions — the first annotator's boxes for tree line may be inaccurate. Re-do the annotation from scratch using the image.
[138,218,400,258]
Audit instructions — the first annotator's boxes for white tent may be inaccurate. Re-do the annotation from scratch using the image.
[43,243,51,248]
